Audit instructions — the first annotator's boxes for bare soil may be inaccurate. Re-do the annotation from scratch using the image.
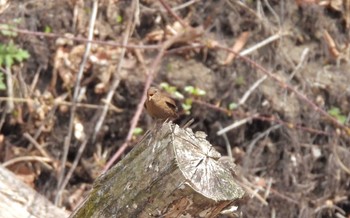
[0,0,350,217]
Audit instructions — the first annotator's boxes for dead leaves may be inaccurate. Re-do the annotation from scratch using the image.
[52,37,141,94]
[301,0,350,29]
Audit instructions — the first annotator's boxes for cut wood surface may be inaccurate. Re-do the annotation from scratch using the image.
[70,122,245,218]
[0,165,69,218]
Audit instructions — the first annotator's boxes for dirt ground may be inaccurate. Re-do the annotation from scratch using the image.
[0,0,350,217]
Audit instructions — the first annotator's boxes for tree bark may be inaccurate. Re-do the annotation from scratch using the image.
[0,166,69,218]
[71,122,245,218]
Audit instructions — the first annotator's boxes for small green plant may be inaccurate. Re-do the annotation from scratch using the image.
[159,82,184,99]
[184,86,206,96]
[235,76,246,86]
[181,86,206,115]
[0,41,30,67]
[182,98,192,115]
[328,107,347,124]
[0,24,17,37]
[116,15,123,23]
[44,25,52,33]
[228,102,238,110]
[0,19,21,37]
[133,127,144,136]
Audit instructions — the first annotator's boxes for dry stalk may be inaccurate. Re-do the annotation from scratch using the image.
[55,0,99,206]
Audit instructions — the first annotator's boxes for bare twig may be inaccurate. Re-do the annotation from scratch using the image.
[218,122,233,159]
[0,106,6,131]
[222,31,250,65]
[246,124,281,156]
[217,115,258,136]
[263,0,282,30]
[23,132,51,159]
[215,44,350,134]
[2,156,53,167]
[238,75,267,106]
[332,142,350,175]
[159,0,187,27]
[29,67,41,96]
[234,177,269,205]
[92,0,137,142]
[172,0,198,11]
[288,48,309,81]
[141,0,198,12]
[55,0,99,206]
[0,96,122,112]
[5,65,14,112]
[0,26,160,49]
[323,29,340,58]
[314,201,346,216]
[193,98,331,136]
[59,140,88,198]
[239,31,289,56]
[102,8,204,173]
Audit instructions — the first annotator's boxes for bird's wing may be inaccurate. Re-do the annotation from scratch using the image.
[165,98,178,111]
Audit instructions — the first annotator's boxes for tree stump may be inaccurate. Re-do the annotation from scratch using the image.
[0,166,69,218]
[70,122,245,218]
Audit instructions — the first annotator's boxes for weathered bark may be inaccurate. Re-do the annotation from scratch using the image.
[71,122,245,218]
[0,166,69,218]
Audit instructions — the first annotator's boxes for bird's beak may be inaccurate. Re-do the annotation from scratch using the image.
[148,95,153,101]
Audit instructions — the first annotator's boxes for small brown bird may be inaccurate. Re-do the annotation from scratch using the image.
[144,87,178,121]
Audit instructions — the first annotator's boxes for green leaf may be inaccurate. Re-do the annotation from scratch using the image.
[235,76,246,86]
[337,115,347,124]
[328,107,347,124]
[116,15,123,23]
[44,25,52,33]
[0,42,30,67]
[174,91,184,99]
[160,82,183,99]
[160,82,169,89]
[194,89,206,96]
[133,127,144,136]
[228,102,238,110]
[14,49,30,62]
[328,107,340,116]
[0,24,17,37]
[182,98,192,114]
[184,86,206,96]
[184,86,194,94]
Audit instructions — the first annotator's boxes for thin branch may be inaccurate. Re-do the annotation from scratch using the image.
[0,96,122,112]
[5,65,14,112]
[92,0,137,142]
[102,15,204,173]
[55,0,99,206]
[217,115,257,136]
[0,26,160,49]
[159,0,187,27]
[23,132,51,159]
[239,31,289,57]
[193,98,330,136]
[288,48,309,81]
[218,122,233,159]
[238,75,267,106]
[222,31,250,65]
[332,142,350,176]
[246,124,281,155]
[2,156,53,167]
[215,44,349,134]
[59,140,88,197]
